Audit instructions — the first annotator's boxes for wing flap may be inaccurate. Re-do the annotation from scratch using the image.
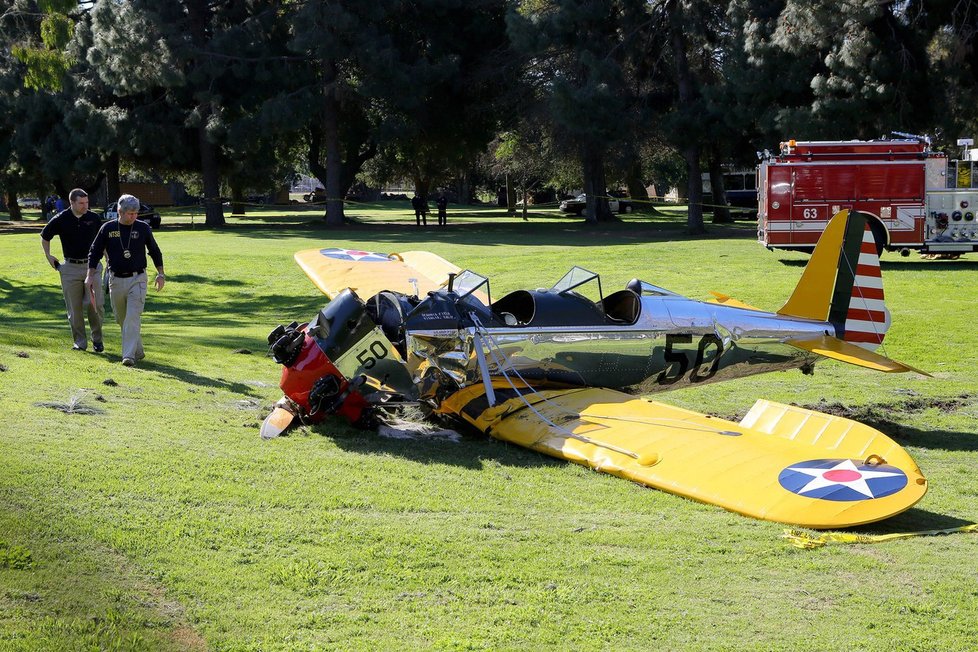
[442,386,926,529]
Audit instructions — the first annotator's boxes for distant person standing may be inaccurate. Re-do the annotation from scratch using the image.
[411,194,427,226]
[85,194,165,367]
[54,196,67,213]
[39,188,105,352]
[436,194,448,227]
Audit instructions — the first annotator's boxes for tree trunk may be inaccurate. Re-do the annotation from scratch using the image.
[309,121,376,221]
[186,0,225,227]
[709,158,732,224]
[519,179,529,221]
[199,119,225,226]
[38,186,51,221]
[231,183,246,215]
[4,190,22,220]
[106,152,121,206]
[683,146,706,234]
[582,142,615,223]
[323,62,344,226]
[668,0,705,235]
[626,160,648,203]
[625,158,653,214]
[307,126,327,197]
[505,174,516,215]
[339,140,376,201]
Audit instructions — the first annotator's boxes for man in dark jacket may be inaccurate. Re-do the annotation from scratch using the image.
[40,188,105,351]
[85,194,165,367]
[411,194,427,226]
[436,194,448,227]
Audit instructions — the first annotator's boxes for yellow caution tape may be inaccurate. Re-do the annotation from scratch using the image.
[783,523,978,549]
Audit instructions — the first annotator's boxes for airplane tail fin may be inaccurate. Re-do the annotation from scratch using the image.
[778,210,890,351]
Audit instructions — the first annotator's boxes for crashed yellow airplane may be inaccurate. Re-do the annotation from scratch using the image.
[261,210,928,529]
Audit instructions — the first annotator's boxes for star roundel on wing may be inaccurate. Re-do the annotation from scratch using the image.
[319,247,392,262]
[778,458,908,502]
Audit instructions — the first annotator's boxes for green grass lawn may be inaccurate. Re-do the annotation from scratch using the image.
[1,203,977,650]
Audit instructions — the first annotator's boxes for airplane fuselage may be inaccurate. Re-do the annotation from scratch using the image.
[404,292,832,401]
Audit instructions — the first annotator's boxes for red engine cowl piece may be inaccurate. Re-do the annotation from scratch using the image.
[279,331,366,424]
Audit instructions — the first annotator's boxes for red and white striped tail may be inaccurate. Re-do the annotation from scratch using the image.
[843,227,890,350]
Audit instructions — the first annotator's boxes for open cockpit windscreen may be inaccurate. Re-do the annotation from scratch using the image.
[452,270,491,305]
[552,266,603,302]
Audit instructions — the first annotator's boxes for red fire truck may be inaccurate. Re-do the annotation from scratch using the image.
[757,137,978,256]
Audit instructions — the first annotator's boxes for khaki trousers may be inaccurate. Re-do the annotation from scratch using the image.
[109,272,147,361]
[60,261,104,348]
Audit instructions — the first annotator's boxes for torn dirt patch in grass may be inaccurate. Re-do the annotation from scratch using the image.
[34,392,106,415]
[801,394,973,421]
[712,394,974,427]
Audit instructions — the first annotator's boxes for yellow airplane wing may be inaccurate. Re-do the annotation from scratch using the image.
[439,386,926,529]
[294,247,461,299]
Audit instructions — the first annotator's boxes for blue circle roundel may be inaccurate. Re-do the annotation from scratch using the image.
[779,458,908,502]
[319,248,391,262]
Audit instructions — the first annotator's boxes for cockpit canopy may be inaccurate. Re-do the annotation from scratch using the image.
[400,265,648,332]
[491,266,641,327]
[551,266,602,299]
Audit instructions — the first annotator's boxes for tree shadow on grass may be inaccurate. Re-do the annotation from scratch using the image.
[131,357,261,397]
[879,259,978,271]
[0,279,279,397]
[216,217,756,249]
[778,257,978,271]
[170,273,247,287]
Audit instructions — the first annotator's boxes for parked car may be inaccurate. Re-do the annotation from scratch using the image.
[303,187,327,202]
[104,201,162,229]
[558,193,632,215]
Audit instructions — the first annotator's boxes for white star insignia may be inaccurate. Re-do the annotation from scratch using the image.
[785,459,903,498]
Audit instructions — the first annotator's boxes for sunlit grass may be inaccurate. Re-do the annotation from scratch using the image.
[1,204,976,650]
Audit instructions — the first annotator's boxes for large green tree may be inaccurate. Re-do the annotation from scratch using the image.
[509,0,652,224]
[373,0,515,209]
[85,0,296,226]
[284,1,391,225]
[286,0,516,224]
[727,1,940,142]
[1,0,108,215]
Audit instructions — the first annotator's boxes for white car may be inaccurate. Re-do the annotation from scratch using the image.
[558,193,631,215]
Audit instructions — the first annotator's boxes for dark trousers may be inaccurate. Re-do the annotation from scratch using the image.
[415,209,426,226]
[438,208,446,226]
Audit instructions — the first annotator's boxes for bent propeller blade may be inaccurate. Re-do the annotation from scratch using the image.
[260,406,297,440]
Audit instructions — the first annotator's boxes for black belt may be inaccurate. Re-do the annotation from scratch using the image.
[112,269,145,278]
[65,257,87,264]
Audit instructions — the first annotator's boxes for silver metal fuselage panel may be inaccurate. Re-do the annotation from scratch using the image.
[406,295,832,396]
